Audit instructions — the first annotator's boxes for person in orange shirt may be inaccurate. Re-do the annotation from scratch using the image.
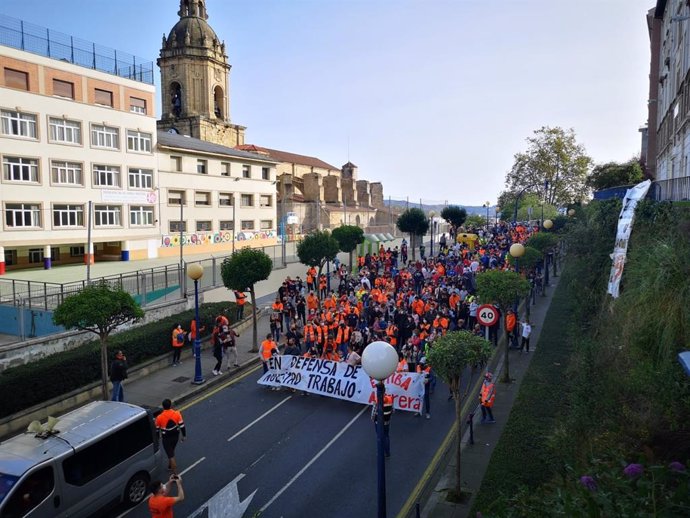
[318,274,328,298]
[170,324,186,366]
[259,334,278,375]
[148,474,184,518]
[234,290,247,320]
[505,309,517,348]
[306,266,317,291]
[306,291,319,312]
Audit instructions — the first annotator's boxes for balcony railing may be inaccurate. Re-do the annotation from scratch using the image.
[650,177,690,202]
[0,14,154,84]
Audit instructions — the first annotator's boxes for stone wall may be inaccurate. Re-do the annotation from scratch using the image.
[356,180,371,207]
[302,173,323,202]
[322,175,341,203]
[370,182,384,209]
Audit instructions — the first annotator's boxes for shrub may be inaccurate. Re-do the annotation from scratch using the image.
[0,301,242,418]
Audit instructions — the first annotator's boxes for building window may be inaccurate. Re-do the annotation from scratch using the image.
[196,220,212,231]
[53,204,84,227]
[28,248,43,264]
[262,167,270,180]
[51,247,61,261]
[91,124,119,149]
[51,161,83,186]
[219,220,234,231]
[49,117,81,144]
[92,165,120,187]
[242,165,251,178]
[1,110,37,139]
[53,79,74,99]
[171,156,182,172]
[240,194,253,207]
[3,156,39,183]
[5,203,41,228]
[219,192,233,206]
[197,159,207,174]
[94,88,113,107]
[4,68,28,90]
[94,205,121,226]
[130,206,154,226]
[221,162,231,176]
[126,130,152,153]
[260,220,273,230]
[260,195,272,207]
[168,190,185,205]
[4,249,17,265]
[195,191,211,206]
[241,220,255,230]
[128,168,153,189]
[129,97,147,114]
[70,246,85,257]
[169,220,187,233]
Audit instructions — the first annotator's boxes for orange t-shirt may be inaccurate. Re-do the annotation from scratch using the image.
[149,494,176,517]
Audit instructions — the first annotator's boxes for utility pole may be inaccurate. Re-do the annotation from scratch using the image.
[179,199,184,298]
[86,200,93,285]
[232,193,236,254]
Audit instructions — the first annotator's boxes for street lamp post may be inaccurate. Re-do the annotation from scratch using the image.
[542,219,553,294]
[361,341,399,518]
[187,263,205,385]
[505,243,525,382]
[483,201,490,229]
[429,210,436,257]
[495,207,500,227]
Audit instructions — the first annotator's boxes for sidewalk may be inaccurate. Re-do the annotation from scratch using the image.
[123,310,270,411]
[423,275,561,518]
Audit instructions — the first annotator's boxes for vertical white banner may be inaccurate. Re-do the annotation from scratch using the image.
[607,180,651,298]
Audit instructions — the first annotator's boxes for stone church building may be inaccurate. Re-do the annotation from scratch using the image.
[157,0,393,235]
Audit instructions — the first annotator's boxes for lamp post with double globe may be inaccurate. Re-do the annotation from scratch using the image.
[362,341,399,518]
[187,263,205,385]
[429,210,436,257]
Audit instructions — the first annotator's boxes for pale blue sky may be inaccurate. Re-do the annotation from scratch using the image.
[1,0,652,205]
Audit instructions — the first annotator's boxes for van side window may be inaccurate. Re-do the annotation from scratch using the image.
[3,466,54,518]
[62,416,152,486]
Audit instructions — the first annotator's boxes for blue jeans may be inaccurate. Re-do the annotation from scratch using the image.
[111,381,124,402]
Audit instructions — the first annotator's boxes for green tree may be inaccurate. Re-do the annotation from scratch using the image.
[220,247,273,352]
[441,205,468,234]
[464,214,486,229]
[331,225,364,271]
[586,158,644,191]
[497,191,559,223]
[505,246,542,272]
[428,331,492,502]
[53,282,144,400]
[396,208,429,261]
[505,126,593,206]
[476,270,530,383]
[296,230,340,296]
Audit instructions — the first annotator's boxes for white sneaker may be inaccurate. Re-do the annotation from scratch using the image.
[212,370,219,376]
[426,413,431,419]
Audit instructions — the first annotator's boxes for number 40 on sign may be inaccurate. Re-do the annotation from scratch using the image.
[477,304,499,327]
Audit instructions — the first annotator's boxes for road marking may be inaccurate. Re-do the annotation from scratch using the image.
[180,456,206,476]
[179,364,261,411]
[188,473,257,518]
[227,396,292,442]
[259,406,368,513]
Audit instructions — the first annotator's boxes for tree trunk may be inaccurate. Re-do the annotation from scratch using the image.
[410,233,416,261]
[348,250,353,274]
[100,335,109,401]
[502,331,511,383]
[454,386,463,498]
[249,286,258,353]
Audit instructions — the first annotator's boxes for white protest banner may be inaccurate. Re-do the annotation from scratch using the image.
[258,355,425,413]
[607,179,651,298]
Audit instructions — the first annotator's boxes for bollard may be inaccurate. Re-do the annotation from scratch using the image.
[467,412,475,445]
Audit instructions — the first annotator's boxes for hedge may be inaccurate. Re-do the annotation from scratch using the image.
[0,301,245,419]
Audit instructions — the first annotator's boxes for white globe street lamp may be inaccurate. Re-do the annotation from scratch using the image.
[187,263,205,385]
[361,341,398,518]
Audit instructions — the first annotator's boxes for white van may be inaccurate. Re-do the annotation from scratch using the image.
[0,401,162,517]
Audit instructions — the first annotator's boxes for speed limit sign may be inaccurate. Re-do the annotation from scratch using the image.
[477,304,499,326]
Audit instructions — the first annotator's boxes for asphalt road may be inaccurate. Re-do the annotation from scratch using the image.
[109,365,463,518]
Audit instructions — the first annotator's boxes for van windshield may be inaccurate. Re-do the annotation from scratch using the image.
[0,473,20,504]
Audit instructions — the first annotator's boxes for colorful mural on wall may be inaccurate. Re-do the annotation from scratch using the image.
[161,230,277,247]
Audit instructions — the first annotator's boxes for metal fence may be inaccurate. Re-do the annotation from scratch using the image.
[0,242,300,311]
[0,14,154,84]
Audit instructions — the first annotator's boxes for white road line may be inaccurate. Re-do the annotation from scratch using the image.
[180,456,206,476]
[113,457,206,518]
[227,396,292,442]
[259,406,368,513]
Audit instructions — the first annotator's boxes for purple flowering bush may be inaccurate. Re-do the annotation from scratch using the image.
[481,459,690,517]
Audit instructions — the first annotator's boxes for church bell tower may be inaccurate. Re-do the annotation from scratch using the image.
[157,0,245,146]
